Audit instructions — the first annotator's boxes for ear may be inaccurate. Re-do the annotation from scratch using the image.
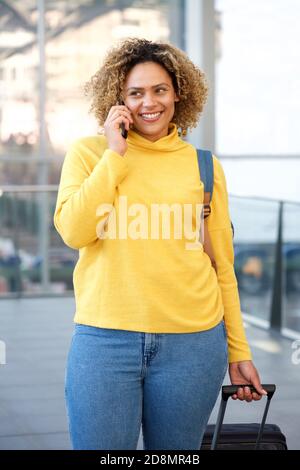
[174,94,180,103]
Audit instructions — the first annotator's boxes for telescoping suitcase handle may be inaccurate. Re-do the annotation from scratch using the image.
[211,384,276,450]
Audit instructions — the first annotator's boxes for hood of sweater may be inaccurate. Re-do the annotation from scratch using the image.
[127,122,190,153]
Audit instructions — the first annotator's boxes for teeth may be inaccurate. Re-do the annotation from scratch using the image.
[141,112,161,118]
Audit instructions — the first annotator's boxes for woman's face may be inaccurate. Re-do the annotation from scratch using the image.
[123,61,180,142]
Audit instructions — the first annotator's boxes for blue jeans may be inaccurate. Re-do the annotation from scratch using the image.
[65,320,228,450]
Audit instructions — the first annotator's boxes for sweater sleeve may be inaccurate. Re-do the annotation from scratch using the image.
[53,138,129,249]
[206,155,252,363]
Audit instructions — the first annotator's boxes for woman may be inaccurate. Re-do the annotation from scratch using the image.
[53,38,266,451]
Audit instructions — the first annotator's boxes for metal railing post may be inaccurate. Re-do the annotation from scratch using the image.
[37,0,50,292]
[270,201,283,330]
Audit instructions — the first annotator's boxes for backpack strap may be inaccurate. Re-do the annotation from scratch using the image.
[196,149,214,218]
[196,149,217,273]
[196,149,235,239]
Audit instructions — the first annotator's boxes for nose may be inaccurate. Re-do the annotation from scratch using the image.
[142,93,157,107]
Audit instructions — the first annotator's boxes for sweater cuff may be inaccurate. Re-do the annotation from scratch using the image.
[228,348,253,364]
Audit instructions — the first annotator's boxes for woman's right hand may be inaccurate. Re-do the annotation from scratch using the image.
[103,104,133,157]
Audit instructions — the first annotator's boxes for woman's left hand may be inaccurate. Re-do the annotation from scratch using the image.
[228,360,268,402]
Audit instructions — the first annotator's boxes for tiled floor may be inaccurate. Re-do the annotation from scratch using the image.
[0,296,299,450]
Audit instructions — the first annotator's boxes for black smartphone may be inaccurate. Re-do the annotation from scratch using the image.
[120,122,128,139]
[118,100,128,139]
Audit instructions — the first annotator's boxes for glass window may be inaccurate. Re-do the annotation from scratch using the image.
[0,0,38,160]
[44,0,184,155]
[0,0,184,186]
[0,0,184,296]
[215,0,300,156]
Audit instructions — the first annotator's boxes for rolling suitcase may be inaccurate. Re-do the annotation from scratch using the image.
[201,384,288,450]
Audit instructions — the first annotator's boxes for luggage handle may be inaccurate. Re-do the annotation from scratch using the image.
[222,384,276,401]
[211,384,276,450]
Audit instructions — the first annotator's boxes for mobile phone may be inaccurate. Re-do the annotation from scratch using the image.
[120,122,128,139]
[117,100,128,139]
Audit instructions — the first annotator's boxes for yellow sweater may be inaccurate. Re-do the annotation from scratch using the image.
[53,122,252,363]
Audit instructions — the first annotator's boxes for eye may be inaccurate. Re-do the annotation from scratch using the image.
[128,88,167,96]
[129,91,142,96]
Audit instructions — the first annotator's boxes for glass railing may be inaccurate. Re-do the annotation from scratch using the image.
[230,195,279,325]
[282,202,300,334]
[0,188,299,335]
[0,186,78,296]
[230,195,300,336]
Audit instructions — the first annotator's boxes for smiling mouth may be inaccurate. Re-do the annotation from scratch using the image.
[139,111,163,122]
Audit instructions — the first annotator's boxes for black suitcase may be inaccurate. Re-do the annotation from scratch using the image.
[201,384,287,450]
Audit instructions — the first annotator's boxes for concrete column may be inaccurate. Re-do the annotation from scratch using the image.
[184,0,216,151]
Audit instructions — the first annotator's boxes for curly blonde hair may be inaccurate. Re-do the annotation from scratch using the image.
[84,37,209,136]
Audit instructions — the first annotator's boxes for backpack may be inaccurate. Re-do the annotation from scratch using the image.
[196,149,235,273]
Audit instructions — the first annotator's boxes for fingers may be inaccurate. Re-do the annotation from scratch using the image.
[244,386,253,402]
[113,115,131,132]
[252,392,262,401]
[231,386,265,402]
[111,110,133,128]
[111,108,133,121]
[229,361,267,402]
[108,105,133,124]
[251,374,268,397]
[238,386,246,401]
[105,107,133,135]
[103,105,133,155]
